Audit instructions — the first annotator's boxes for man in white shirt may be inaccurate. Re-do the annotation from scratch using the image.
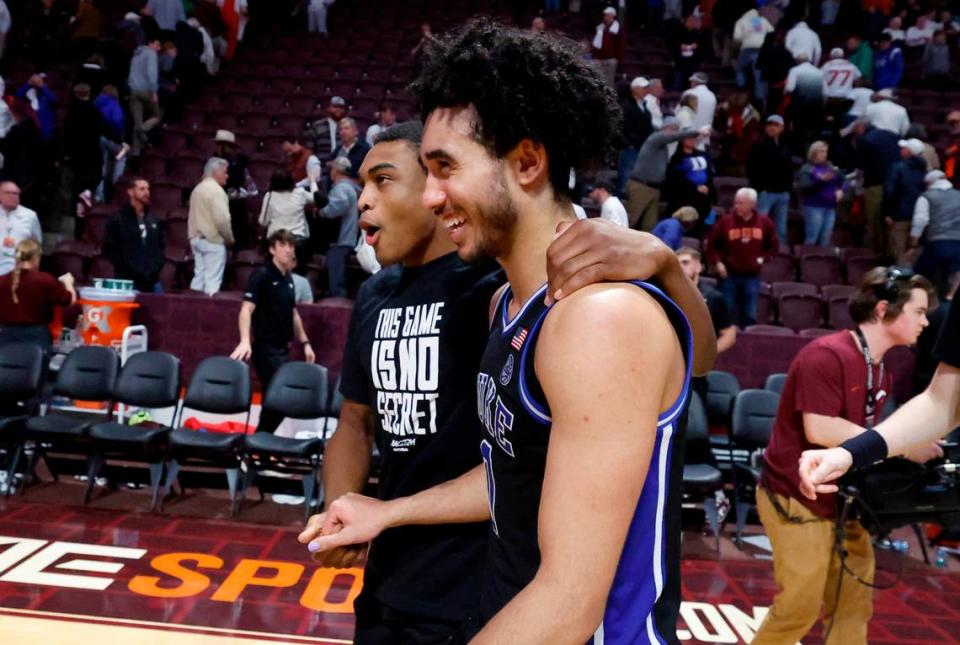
[588,176,628,227]
[682,72,716,148]
[821,47,860,99]
[785,20,822,65]
[0,181,42,276]
[906,15,936,47]
[865,88,911,136]
[883,16,906,43]
[846,82,874,121]
[364,102,397,146]
[644,78,664,129]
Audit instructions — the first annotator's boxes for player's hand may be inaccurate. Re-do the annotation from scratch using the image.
[904,441,944,464]
[545,219,672,305]
[304,342,316,364]
[304,493,390,555]
[798,447,853,499]
[230,340,252,362]
[299,511,368,567]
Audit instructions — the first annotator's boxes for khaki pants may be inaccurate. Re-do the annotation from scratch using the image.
[863,186,885,258]
[130,91,160,156]
[626,179,660,231]
[752,488,874,645]
[596,58,617,87]
[887,220,912,266]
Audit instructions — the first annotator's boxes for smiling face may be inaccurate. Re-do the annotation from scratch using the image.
[420,106,519,263]
[356,140,442,266]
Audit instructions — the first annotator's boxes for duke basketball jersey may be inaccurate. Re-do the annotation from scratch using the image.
[475,280,693,645]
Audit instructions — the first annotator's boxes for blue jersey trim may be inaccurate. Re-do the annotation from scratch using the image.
[517,304,554,426]
[499,283,550,336]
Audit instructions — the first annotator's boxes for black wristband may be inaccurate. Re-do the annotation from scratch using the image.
[839,429,889,470]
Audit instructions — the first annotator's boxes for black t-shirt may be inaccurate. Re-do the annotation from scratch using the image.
[339,251,503,620]
[243,261,296,348]
[701,283,732,335]
[934,299,960,369]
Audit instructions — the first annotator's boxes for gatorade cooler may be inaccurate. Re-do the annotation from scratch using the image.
[77,284,139,346]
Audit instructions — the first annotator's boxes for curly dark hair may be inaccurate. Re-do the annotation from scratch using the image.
[411,18,622,200]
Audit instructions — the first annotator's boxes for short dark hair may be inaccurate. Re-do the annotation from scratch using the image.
[849,266,933,323]
[268,169,295,192]
[379,101,396,113]
[411,17,622,200]
[268,229,297,247]
[374,120,424,147]
[676,246,701,261]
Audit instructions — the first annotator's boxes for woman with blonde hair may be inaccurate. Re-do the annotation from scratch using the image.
[798,140,844,246]
[0,240,76,350]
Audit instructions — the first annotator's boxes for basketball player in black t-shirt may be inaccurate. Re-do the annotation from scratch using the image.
[298,118,716,643]
[306,21,696,644]
[800,295,960,497]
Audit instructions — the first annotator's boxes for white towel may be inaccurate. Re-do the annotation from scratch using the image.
[592,20,619,50]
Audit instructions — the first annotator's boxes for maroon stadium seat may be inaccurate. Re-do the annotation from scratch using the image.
[49,251,86,282]
[778,294,824,331]
[759,252,796,283]
[165,219,190,249]
[256,95,287,112]
[88,255,116,280]
[827,297,854,330]
[793,244,838,258]
[140,154,168,180]
[209,112,239,131]
[771,281,818,299]
[756,289,773,325]
[82,214,110,246]
[745,324,795,335]
[846,256,879,285]
[820,284,855,301]
[150,183,184,211]
[799,328,835,338]
[180,108,208,131]
[800,254,843,286]
[243,112,273,133]
[275,114,306,134]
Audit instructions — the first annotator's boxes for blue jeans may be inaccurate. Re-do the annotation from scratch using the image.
[758,191,790,243]
[721,275,760,327]
[617,148,640,198]
[544,0,561,9]
[737,48,761,95]
[802,206,836,246]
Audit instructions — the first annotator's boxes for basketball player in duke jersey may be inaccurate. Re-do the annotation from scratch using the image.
[306,20,693,644]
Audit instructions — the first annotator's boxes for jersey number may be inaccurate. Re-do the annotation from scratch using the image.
[827,69,851,86]
[480,439,498,536]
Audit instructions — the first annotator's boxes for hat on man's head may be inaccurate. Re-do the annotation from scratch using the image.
[214,129,236,145]
[875,88,897,100]
[330,157,352,173]
[329,96,347,107]
[123,12,140,21]
[830,47,845,59]
[765,114,784,125]
[689,72,708,85]
[603,6,617,15]
[631,76,650,89]
[926,169,947,184]
[898,138,924,156]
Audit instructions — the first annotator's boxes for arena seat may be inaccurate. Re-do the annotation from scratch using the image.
[827,297,854,330]
[846,256,879,285]
[800,254,843,286]
[241,362,329,521]
[0,344,46,494]
[730,389,780,547]
[778,294,824,331]
[799,327,836,338]
[763,373,787,394]
[770,281,818,299]
[87,351,181,510]
[163,356,252,515]
[681,392,723,552]
[744,324,795,336]
[759,252,796,284]
[820,284,855,302]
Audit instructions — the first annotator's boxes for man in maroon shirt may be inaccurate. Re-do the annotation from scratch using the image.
[753,266,938,645]
[705,187,778,326]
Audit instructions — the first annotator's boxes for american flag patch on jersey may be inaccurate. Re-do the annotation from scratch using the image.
[511,327,528,351]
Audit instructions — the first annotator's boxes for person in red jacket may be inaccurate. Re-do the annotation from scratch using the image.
[706,186,778,326]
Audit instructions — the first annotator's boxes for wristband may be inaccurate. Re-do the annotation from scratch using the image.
[839,428,888,470]
[302,340,311,346]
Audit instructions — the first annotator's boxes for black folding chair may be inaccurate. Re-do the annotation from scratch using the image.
[163,356,252,515]
[20,346,119,491]
[0,344,46,494]
[730,389,781,547]
[87,351,181,510]
[242,362,329,521]
[681,392,724,553]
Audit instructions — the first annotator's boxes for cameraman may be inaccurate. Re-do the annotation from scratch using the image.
[753,267,940,645]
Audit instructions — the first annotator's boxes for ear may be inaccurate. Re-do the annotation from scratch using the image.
[506,139,549,190]
[875,299,890,321]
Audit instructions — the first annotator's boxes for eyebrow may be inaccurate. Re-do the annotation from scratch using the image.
[365,162,397,177]
[423,149,454,162]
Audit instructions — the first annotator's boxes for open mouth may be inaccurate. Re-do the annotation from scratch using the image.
[359,219,381,246]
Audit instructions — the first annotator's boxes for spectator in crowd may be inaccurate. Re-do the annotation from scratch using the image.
[17,73,57,141]
[331,117,370,180]
[71,0,103,59]
[586,174,628,227]
[665,134,715,225]
[864,88,910,136]
[617,77,654,197]
[128,36,162,159]
[684,71,716,147]
[188,157,234,295]
[748,114,794,242]
[365,102,398,146]
[883,16,905,42]
[157,41,180,116]
[305,96,347,162]
[530,16,546,34]
[714,91,760,176]
[654,206,700,249]
[94,85,128,203]
[146,0,185,34]
[0,99,44,198]
[283,135,321,185]
[220,0,249,59]
[846,79,874,123]
[785,54,825,151]
[847,33,874,84]
[591,6,624,86]
[627,116,702,231]
[756,28,794,113]
[307,0,333,35]
[706,187,778,327]
[905,123,939,171]
[644,77,665,129]
[103,177,165,292]
[409,22,435,68]
[873,34,904,90]
[0,77,12,138]
[0,0,9,60]
[785,19,822,65]
[711,0,743,68]
[798,140,844,246]
[733,5,774,98]
[64,83,104,236]
[821,47,860,109]
[905,14,935,47]
[671,14,704,90]
[317,157,359,297]
[885,138,928,264]
[24,0,70,67]
[922,30,950,83]
[944,112,960,187]
[852,117,901,255]
[214,130,256,250]
[912,169,960,295]
[0,181,41,276]
[259,168,324,273]
[230,229,315,434]
[676,92,698,131]
[0,239,74,350]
